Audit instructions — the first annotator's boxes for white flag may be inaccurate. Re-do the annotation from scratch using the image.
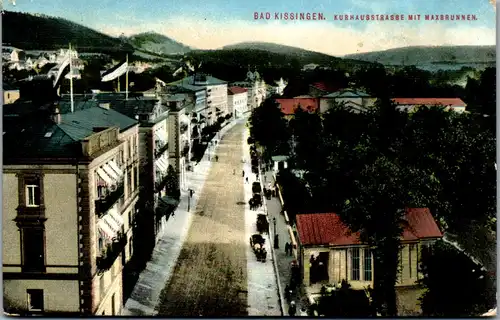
[101,61,128,82]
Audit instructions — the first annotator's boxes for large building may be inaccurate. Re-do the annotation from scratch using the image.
[227,86,248,118]
[231,70,267,111]
[166,74,228,126]
[392,98,467,113]
[3,104,140,316]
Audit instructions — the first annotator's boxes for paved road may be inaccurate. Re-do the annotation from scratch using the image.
[155,122,249,317]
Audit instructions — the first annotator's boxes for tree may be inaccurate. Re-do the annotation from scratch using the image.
[249,98,290,161]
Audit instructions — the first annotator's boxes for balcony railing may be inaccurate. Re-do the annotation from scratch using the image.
[96,232,128,272]
[155,142,169,159]
[95,183,124,218]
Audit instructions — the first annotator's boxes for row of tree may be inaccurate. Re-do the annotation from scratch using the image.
[249,88,496,315]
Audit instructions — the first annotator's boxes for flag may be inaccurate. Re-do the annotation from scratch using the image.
[51,53,71,87]
[101,60,128,82]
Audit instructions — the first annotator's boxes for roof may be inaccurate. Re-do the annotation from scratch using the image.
[392,98,466,107]
[294,95,314,98]
[167,74,227,91]
[323,88,370,98]
[296,208,443,246]
[275,98,319,115]
[4,106,138,162]
[228,86,248,95]
[310,82,343,94]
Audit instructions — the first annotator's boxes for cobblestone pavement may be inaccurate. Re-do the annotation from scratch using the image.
[155,122,249,316]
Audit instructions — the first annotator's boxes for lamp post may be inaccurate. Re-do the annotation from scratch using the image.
[273,217,279,249]
[187,188,194,212]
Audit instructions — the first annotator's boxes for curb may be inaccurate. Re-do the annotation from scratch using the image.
[257,163,286,316]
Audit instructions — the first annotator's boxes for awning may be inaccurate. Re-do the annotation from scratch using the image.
[103,213,121,234]
[98,219,115,241]
[108,207,124,230]
[97,168,113,186]
[108,160,124,178]
[102,164,120,183]
[155,158,168,172]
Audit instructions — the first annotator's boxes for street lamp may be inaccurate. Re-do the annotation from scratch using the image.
[187,188,194,212]
[273,217,279,249]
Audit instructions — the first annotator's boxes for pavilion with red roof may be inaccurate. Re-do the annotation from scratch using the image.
[295,208,443,288]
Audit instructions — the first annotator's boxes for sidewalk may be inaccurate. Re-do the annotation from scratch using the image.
[259,169,309,316]
[122,118,243,316]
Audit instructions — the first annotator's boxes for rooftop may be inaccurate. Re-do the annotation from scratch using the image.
[310,82,343,94]
[4,106,138,162]
[275,98,319,115]
[296,208,443,246]
[168,74,227,91]
[228,86,248,95]
[392,98,466,107]
[323,88,371,98]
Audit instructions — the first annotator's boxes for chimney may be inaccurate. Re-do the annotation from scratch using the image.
[52,107,61,124]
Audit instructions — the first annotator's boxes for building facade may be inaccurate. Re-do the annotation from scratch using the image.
[392,98,467,113]
[227,86,248,118]
[3,106,140,316]
[295,209,443,289]
[231,71,267,111]
[319,88,376,113]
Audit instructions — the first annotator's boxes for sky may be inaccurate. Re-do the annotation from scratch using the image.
[5,0,497,56]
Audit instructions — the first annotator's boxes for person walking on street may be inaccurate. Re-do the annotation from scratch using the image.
[233,169,236,175]
[289,301,297,316]
[215,155,218,162]
[285,242,290,255]
[264,175,267,182]
[242,170,245,177]
[246,177,249,183]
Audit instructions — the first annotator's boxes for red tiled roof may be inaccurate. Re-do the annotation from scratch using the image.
[228,86,248,95]
[275,98,319,115]
[392,98,466,107]
[310,82,343,94]
[296,208,443,246]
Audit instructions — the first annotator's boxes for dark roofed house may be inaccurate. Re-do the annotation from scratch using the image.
[295,208,443,290]
[319,88,376,113]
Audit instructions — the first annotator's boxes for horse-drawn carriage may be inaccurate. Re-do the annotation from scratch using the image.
[250,234,267,262]
[256,213,269,234]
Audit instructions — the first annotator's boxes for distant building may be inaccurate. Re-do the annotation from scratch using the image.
[392,98,467,113]
[167,74,228,126]
[319,88,376,113]
[231,70,267,111]
[227,86,248,118]
[3,105,140,316]
[3,83,20,104]
[302,63,319,71]
[275,98,319,120]
[308,82,343,98]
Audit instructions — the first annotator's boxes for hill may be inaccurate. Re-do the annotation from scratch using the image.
[2,11,133,53]
[221,41,372,67]
[127,32,192,55]
[344,45,496,65]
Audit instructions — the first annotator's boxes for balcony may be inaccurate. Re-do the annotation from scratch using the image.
[155,142,169,159]
[95,183,124,218]
[96,232,128,272]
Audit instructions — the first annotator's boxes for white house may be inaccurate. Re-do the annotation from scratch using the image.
[227,86,248,118]
[231,70,267,111]
[392,98,467,113]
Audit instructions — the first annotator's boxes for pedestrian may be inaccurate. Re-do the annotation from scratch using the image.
[285,242,290,255]
[242,170,245,177]
[233,169,235,175]
[264,175,267,182]
[246,177,249,184]
[284,284,291,301]
[289,301,297,316]
[215,155,218,162]
[256,173,259,181]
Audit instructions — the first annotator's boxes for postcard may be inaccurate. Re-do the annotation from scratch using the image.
[1,0,497,317]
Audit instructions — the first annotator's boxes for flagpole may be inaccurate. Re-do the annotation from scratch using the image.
[126,54,129,100]
[69,43,74,113]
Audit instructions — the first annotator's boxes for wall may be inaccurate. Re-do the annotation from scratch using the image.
[94,258,123,315]
[4,90,20,104]
[4,280,80,313]
[228,92,248,117]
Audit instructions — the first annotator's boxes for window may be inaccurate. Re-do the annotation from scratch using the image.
[26,184,41,207]
[27,289,44,312]
[351,248,360,280]
[364,249,372,281]
[22,228,45,272]
[128,210,133,228]
[100,275,105,299]
[129,237,133,258]
[409,244,415,278]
